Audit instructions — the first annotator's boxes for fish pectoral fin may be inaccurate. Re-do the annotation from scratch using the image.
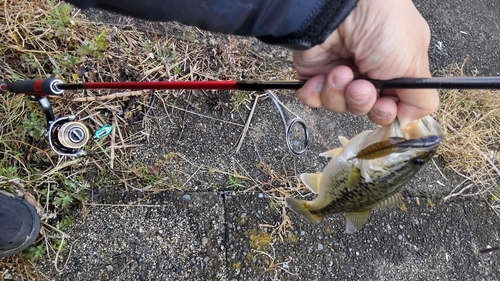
[300,173,322,194]
[374,192,405,210]
[347,167,361,191]
[319,147,343,158]
[345,210,371,234]
[286,197,321,223]
[339,136,349,146]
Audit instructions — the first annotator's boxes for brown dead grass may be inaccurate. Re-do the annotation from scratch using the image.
[433,65,500,208]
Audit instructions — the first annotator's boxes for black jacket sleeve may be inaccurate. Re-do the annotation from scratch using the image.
[65,0,358,50]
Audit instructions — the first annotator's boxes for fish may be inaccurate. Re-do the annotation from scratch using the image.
[286,116,444,234]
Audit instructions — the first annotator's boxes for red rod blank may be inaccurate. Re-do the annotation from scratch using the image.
[82,81,238,90]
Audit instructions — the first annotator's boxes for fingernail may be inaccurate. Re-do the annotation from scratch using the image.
[315,81,323,94]
[349,92,372,105]
[332,75,351,91]
[374,109,390,120]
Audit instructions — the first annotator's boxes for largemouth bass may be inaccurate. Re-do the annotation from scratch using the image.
[286,116,444,234]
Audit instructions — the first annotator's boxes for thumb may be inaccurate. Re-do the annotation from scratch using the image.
[396,88,439,129]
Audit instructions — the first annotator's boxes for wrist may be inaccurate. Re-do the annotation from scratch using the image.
[258,0,359,50]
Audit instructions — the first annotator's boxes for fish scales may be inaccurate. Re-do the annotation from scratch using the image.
[311,161,424,216]
[286,116,443,234]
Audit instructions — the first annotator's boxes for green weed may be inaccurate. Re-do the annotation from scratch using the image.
[43,0,74,37]
[78,30,107,60]
[227,174,245,188]
[21,111,45,141]
[163,152,178,164]
[230,91,250,109]
[59,216,74,230]
[26,245,45,262]
[172,65,182,76]
[52,239,67,253]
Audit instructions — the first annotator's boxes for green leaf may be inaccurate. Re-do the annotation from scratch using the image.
[52,239,67,253]
[96,30,107,51]
[59,216,73,230]
[27,245,45,261]
[73,188,86,202]
[54,191,73,208]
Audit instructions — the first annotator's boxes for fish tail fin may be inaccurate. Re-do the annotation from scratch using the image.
[286,197,322,223]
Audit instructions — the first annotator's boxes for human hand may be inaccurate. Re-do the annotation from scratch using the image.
[293,0,439,129]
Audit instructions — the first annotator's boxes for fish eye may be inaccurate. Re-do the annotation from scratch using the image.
[412,158,426,166]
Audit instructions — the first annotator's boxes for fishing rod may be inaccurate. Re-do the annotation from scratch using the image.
[3,77,500,95]
[2,76,500,157]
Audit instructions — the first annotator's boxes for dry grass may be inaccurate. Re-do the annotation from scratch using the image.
[433,65,500,209]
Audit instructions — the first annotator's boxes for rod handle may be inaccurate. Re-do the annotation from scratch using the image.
[368,77,500,89]
[0,78,64,96]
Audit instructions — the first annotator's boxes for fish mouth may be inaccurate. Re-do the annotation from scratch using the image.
[402,115,444,141]
[395,116,444,152]
[413,148,439,163]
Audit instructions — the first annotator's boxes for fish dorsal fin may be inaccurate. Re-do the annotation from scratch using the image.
[374,192,405,209]
[319,147,343,158]
[347,167,361,191]
[345,210,371,234]
[339,136,349,146]
[300,173,322,194]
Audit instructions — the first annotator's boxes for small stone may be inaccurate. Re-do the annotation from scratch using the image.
[300,230,305,236]
[182,194,191,201]
[398,234,403,240]
[345,264,354,273]
[204,257,210,262]
[258,193,263,198]
[202,237,209,247]
[106,265,114,272]
[317,244,324,251]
